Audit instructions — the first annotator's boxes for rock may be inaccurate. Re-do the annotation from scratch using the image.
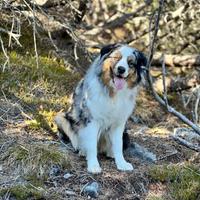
[82,181,99,198]
[65,190,76,196]
[49,165,61,176]
[63,173,73,179]
[126,143,157,163]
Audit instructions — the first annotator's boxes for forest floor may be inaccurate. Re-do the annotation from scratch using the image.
[0,52,199,200]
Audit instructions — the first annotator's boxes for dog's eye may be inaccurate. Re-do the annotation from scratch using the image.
[128,60,135,68]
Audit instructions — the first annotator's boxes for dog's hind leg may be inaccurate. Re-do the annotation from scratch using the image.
[55,112,78,150]
[78,121,102,174]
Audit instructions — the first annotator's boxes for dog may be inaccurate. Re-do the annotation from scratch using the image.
[55,44,147,173]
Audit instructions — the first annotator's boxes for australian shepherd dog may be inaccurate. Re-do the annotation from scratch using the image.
[55,44,147,173]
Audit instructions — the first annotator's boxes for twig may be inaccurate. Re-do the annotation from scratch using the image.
[157,149,178,161]
[194,87,200,124]
[32,4,39,69]
[22,0,39,68]
[0,36,10,72]
[102,3,148,29]
[161,54,169,108]
[0,27,22,47]
[74,42,79,61]
[145,0,200,135]
[8,17,15,47]
[48,31,59,51]
[172,135,200,152]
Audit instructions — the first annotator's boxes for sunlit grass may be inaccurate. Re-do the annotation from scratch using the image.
[149,163,200,200]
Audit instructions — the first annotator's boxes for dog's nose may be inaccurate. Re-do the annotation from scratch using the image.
[118,66,126,74]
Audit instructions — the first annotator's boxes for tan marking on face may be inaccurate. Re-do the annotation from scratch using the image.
[101,50,122,97]
[127,56,138,89]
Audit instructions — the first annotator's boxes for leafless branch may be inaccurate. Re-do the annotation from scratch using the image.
[145,0,200,136]
[102,3,148,29]
[172,128,200,152]
[161,54,169,108]
[194,87,200,124]
[22,0,39,68]
[0,36,10,72]
[0,27,22,47]
[32,4,39,69]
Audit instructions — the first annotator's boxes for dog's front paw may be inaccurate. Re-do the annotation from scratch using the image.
[117,161,134,171]
[87,164,102,174]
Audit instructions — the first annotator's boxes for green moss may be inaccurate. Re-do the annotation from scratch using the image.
[149,164,200,200]
[0,51,80,94]
[2,143,71,182]
[25,110,57,132]
[12,146,29,161]
[0,51,80,132]
[0,183,62,200]
[0,185,45,200]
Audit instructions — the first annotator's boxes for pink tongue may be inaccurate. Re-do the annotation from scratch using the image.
[114,77,125,90]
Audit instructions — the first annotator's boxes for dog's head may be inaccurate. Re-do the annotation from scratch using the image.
[100,44,147,95]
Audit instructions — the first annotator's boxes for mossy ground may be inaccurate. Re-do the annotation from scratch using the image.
[0,185,45,200]
[0,51,80,133]
[148,163,200,200]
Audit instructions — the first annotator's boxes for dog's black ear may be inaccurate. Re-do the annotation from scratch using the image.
[135,51,147,83]
[137,51,147,68]
[100,44,119,58]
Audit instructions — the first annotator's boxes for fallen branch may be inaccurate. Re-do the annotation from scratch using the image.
[102,3,148,29]
[0,36,10,72]
[173,134,200,152]
[152,54,200,67]
[145,0,200,136]
[172,128,200,152]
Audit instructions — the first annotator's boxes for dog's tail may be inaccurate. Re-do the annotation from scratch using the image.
[54,112,78,150]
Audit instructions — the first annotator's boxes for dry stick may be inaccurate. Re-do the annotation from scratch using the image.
[173,135,200,152]
[0,36,10,72]
[8,18,15,47]
[161,54,169,108]
[145,0,200,135]
[32,3,39,69]
[22,0,39,68]
[194,87,200,124]
[0,28,22,47]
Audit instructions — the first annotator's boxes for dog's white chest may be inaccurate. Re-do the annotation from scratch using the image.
[87,81,137,128]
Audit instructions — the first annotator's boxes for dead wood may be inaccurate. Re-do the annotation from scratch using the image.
[173,128,200,152]
[145,0,200,137]
[33,0,60,7]
[152,54,200,67]
[102,3,148,29]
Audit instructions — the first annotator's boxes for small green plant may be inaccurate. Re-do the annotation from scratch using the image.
[0,185,45,200]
